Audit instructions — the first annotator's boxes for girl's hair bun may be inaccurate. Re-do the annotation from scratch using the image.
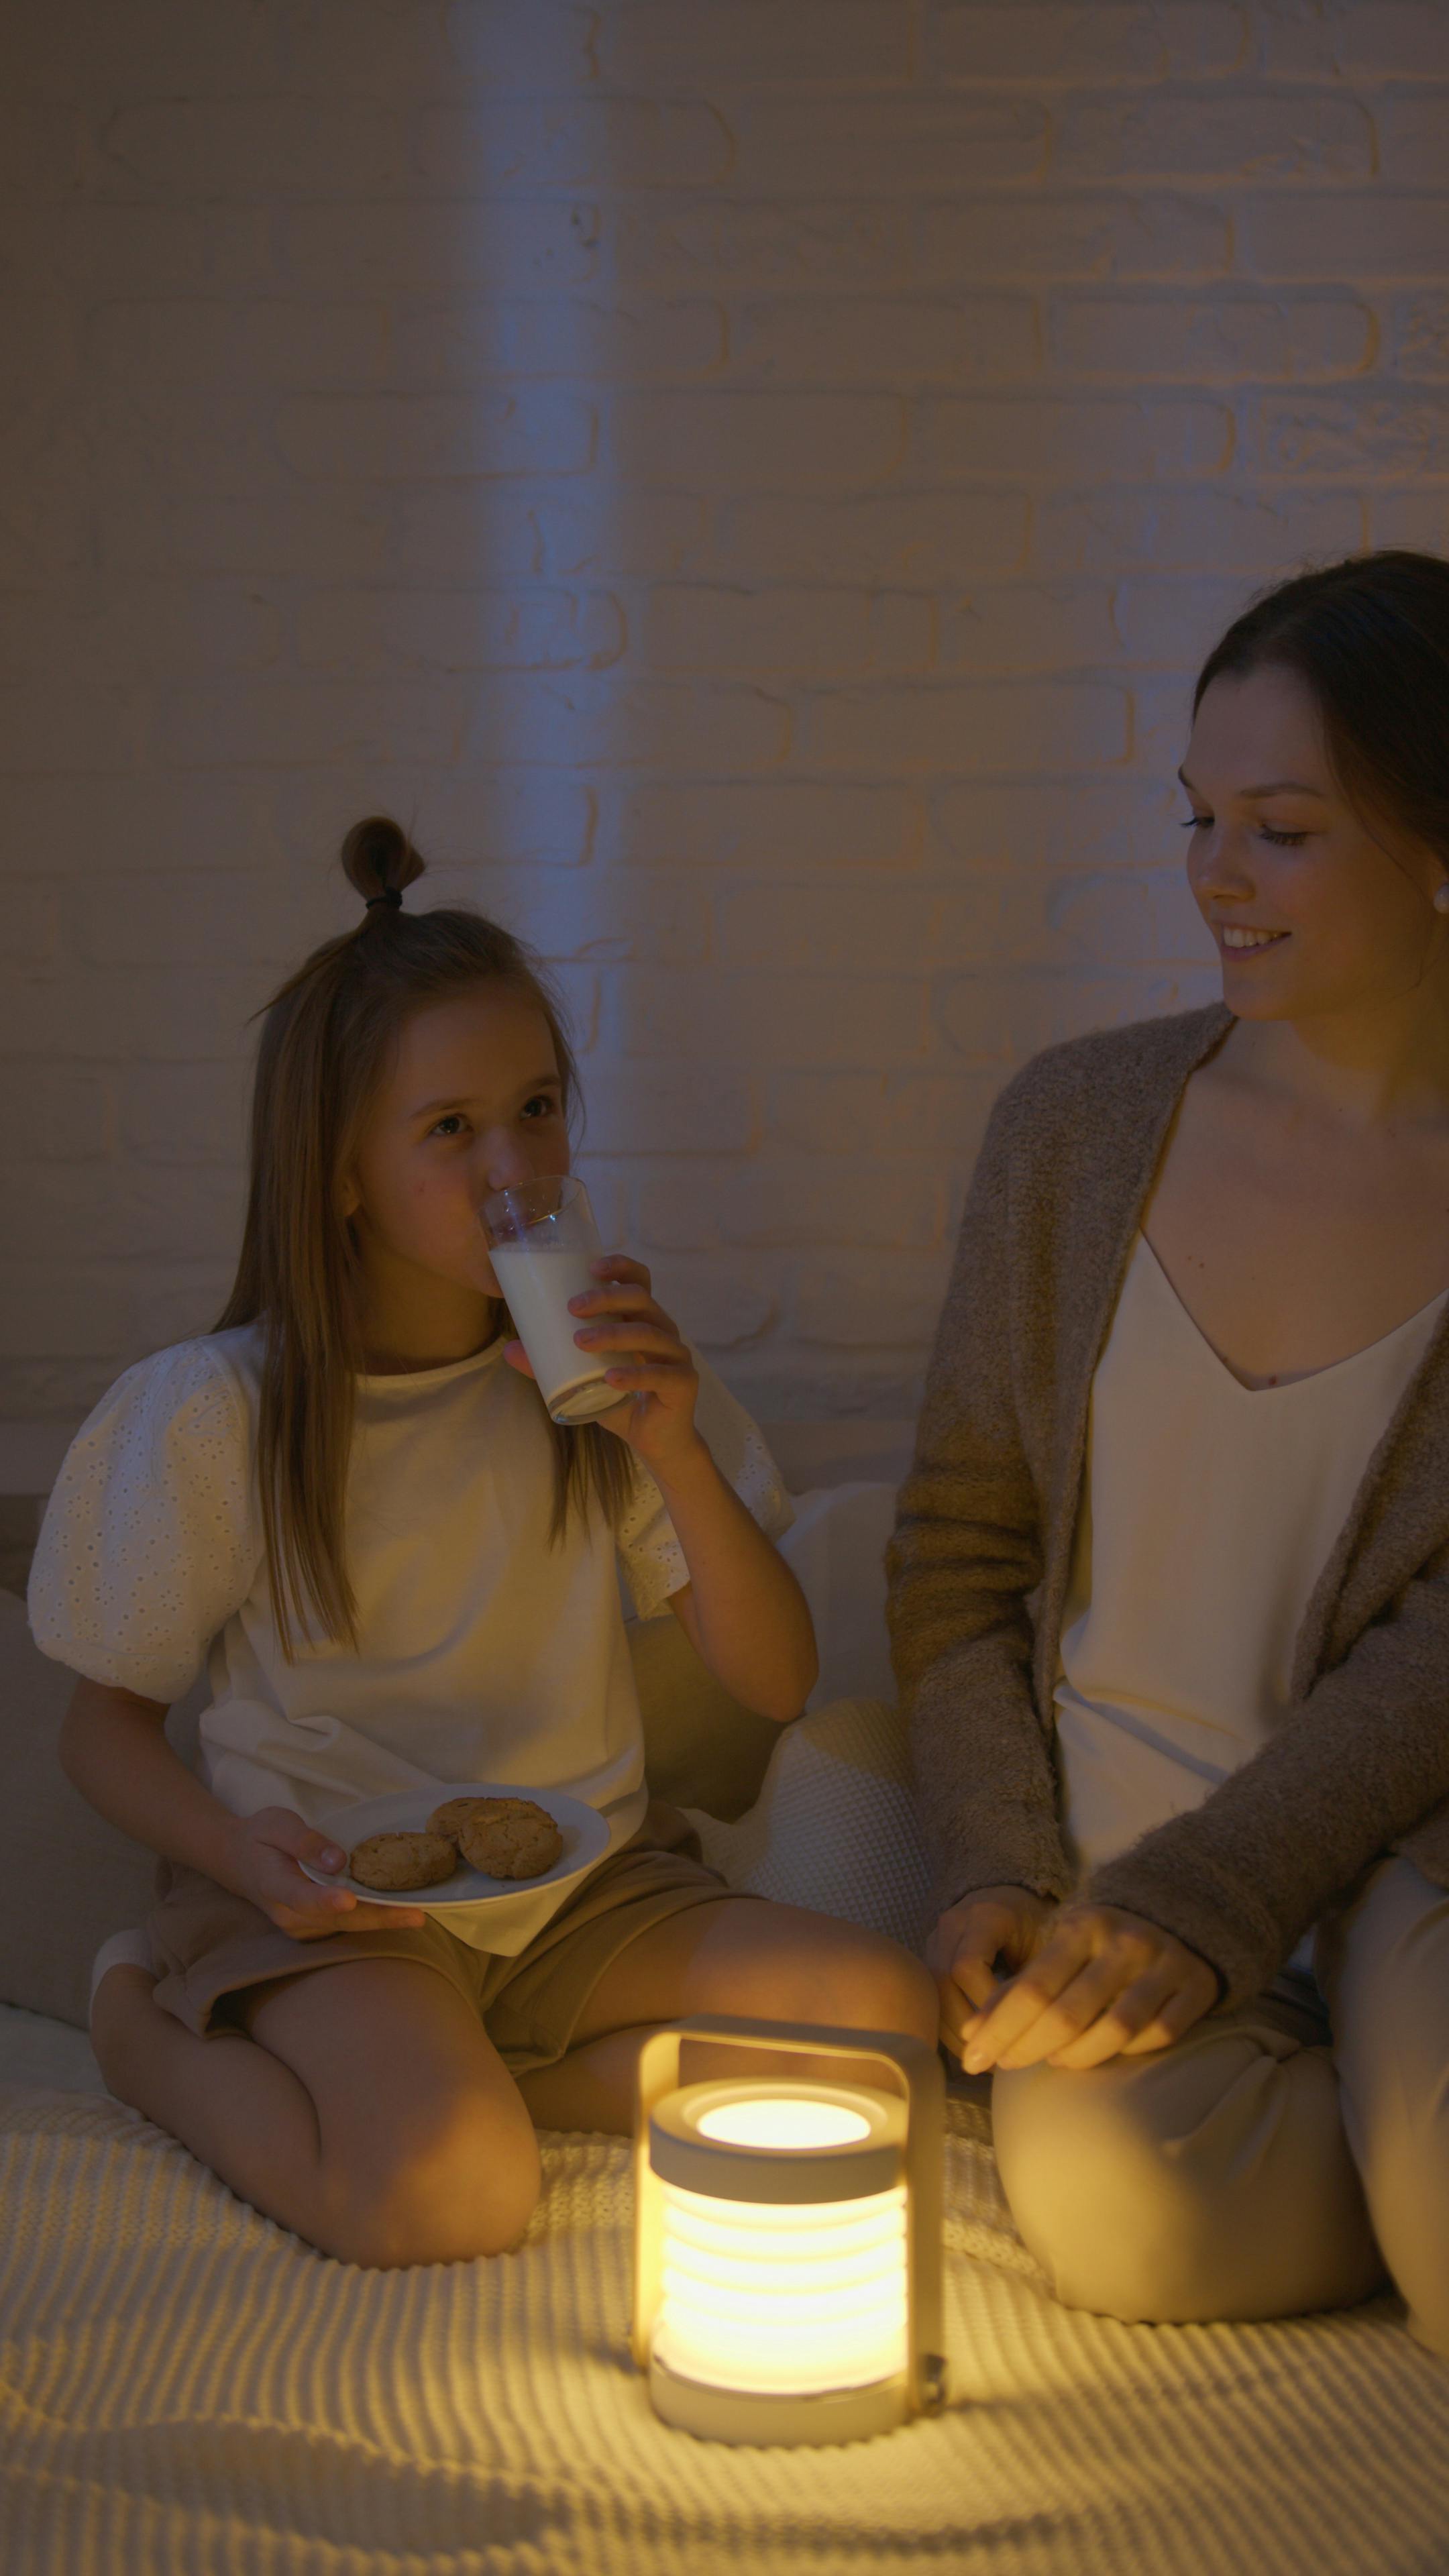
[339,814,427,913]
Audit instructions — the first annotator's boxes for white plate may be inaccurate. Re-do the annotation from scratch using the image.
[299,1783,610,1910]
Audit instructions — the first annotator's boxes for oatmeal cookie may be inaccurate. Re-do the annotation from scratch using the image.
[428,1793,529,1843]
[348,1829,459,1892]
[457,1797,564,1881]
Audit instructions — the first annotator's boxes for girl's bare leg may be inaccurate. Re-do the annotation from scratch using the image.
[516,1897,938,2133]
[91,1955,541,2266]
[89,1904,934,2251]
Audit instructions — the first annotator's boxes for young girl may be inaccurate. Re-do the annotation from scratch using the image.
[33,818,934,2269]
[890,549,1449,2355]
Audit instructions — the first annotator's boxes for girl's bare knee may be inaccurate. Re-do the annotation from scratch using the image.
[767,1920,938,2050]
[846,1942,938,2049]
[318,2100,543,2269]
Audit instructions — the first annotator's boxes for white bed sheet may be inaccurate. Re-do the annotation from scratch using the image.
[3,2078,1446,2576]
[0,1998,105,2093]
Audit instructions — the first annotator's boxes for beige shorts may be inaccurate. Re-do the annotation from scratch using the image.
[146,1800,758,2075]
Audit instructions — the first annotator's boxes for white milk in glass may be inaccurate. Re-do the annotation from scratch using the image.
[490,1238,618,1423]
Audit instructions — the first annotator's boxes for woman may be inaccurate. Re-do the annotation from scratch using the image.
[888,549,1449,2351]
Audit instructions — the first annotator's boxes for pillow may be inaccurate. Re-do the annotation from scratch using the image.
[0,1589,209,2029]
[628,1476,900,1809]
[629,1609,782,1821]
[775,1481,896,1711]
[684,1696,933,1957]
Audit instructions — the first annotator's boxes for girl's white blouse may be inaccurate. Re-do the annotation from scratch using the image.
[28,1322,792,1953]
[1055,1232,1447,1974]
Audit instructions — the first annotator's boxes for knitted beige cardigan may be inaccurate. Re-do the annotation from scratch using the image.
[886,1000,1449,2010]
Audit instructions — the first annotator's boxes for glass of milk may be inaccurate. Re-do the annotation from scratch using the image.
[481,1176,622,1424]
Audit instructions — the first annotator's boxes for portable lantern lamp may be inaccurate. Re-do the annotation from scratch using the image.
[632,2015,947,2447]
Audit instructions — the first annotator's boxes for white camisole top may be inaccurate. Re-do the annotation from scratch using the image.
[1054,1231,1447,1977]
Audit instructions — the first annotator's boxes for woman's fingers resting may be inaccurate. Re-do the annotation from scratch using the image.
[1116,1970,1219,2056]
[936,1916,1008,2047]
[930,1885,1051,2054]
[960,1903,1217,2072]
[994,1947,1139,2067]
[932,1890,1220,2075]
[959,1914,1095,2069]
[1037,1963,1184,2070]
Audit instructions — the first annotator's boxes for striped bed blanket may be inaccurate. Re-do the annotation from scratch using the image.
[3,2085,1447,2575]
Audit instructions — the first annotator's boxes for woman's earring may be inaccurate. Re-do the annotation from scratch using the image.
[1435,883,1449,914]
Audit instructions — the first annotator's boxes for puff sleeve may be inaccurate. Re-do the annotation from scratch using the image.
[27,1340,262,1703]
[616,1354,794,1620]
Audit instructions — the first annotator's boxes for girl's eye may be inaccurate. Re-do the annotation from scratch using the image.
[1180,813,1210,832]
[429,1114,467,1139]
[521,1093,559,1120]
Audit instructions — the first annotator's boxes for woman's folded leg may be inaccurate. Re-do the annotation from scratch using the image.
[1318,1855,1449,2359]
[990,1981,1384,2325]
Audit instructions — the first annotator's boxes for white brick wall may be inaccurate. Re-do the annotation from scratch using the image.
[3,0,1448,1432]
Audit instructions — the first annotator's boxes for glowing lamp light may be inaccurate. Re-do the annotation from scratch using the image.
[632,2015,947,2447]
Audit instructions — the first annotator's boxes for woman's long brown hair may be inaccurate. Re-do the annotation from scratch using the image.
[213,815,636,1662]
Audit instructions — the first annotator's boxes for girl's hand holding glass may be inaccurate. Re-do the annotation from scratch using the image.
[504,1251,703,1477]
[957,1900,1220,2075]
[226,1806,427,1939]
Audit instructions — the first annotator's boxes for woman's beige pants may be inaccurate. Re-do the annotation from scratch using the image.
[990,1856,1449,2353]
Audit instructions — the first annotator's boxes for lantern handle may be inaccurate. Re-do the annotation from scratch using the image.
[665,2010,932,2095]
[631,2023,686,2367]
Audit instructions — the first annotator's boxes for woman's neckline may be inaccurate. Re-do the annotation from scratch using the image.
[1134,1230,1449,1397]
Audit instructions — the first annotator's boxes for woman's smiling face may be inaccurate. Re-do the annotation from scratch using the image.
[1181,662,1446,1025]
[340,983,571,1303]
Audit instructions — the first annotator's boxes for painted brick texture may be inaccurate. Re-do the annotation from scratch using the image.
[3,0,1449,1426]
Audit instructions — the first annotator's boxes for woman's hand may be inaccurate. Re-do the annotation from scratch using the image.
[505,1252,702,1476]
[957,1901,1220,2074]
[928,1884,1055,2065]
[224,1808,427,1939]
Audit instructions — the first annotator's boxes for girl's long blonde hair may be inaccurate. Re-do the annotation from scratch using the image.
[213,815,636,1662]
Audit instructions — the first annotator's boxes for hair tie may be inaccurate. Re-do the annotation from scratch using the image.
[365,888,403,911]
